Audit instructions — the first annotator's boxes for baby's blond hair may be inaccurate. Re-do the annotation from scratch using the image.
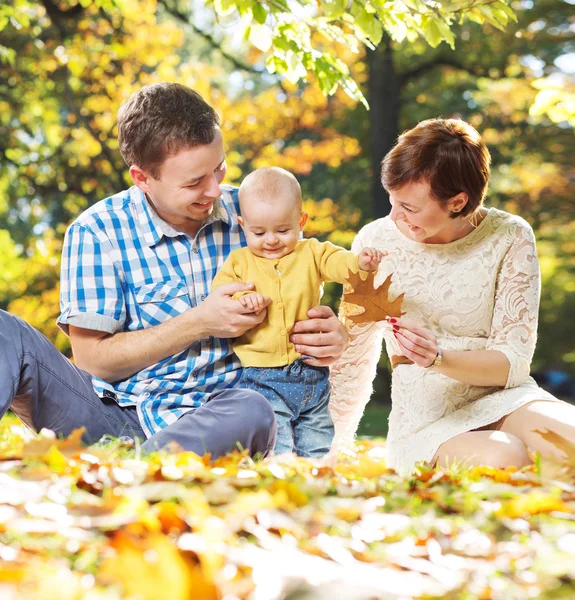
[239,167,302,210]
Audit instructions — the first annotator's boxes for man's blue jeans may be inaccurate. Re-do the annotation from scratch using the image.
[239,359,334,458]
[0,310,276,457]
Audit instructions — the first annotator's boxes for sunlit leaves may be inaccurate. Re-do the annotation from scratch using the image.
[205,0,517,107]
[530,76,575,127]
[2,420,575,598]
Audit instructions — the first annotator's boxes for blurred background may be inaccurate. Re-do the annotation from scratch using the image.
[1,0,573,436]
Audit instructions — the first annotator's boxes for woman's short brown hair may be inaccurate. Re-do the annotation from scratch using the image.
[381,118,491,218]
[117,83,220,179]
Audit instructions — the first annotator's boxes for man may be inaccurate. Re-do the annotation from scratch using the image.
[0,83,347,457]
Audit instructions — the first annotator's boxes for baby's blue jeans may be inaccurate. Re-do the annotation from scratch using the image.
[239,359,334,457]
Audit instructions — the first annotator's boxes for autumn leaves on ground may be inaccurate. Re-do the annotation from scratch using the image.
[1,418,575,600]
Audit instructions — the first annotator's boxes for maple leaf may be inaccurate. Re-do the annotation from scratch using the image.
[533,428,575,482]
[343,271,405,324]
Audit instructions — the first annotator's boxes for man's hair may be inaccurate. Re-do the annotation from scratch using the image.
[381,118,491,218]
[239,167,302,208]
[117,83,220,179]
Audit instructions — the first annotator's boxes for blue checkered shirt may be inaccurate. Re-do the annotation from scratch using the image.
[58,185,246,437]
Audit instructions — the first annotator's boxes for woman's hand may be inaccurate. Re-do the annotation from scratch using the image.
[390,317,439,368]
[290,306,348,367]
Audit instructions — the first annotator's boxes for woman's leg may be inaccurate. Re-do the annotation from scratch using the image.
[498,400,575,460]
[434,430,531,469]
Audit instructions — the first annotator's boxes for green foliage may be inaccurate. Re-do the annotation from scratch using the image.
[203,0,517,107]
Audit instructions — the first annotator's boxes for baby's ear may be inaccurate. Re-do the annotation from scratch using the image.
[299,211,308,230]
[237,215,244,229]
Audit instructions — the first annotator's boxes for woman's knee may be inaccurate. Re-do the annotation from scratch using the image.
[436,431,531,469]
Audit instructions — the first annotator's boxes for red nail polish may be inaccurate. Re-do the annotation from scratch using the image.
[393,325,399,331]
[389,318,397,324]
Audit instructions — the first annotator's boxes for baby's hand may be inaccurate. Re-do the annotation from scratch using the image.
[239,292,268,314]
[358,247,387,271]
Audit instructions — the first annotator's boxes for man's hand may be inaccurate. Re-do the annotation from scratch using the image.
[358,247,387,271]
[290,305,348,367]
[198,283,270,338]
[238,292,268,315]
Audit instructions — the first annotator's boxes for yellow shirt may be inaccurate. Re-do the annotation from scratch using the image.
[211,238,361,367]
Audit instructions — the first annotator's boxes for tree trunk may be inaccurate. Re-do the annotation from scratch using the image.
[367,36,400,218]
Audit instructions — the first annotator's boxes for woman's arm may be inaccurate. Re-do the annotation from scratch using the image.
[329,321,386,448]
[394,219,541,388]
[324,223,386,448]
[393,322,510,386]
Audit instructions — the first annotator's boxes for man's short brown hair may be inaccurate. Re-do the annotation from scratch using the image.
[117,83,220,179]
[381,118,491,218]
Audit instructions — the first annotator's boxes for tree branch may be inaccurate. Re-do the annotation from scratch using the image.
[158,0,262,74]
[400,56,507,84]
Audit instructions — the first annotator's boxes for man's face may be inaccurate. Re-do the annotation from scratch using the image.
[131,128,226,233]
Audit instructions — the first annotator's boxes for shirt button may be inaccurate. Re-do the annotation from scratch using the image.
[192,370,199,377]
[200,294,206,301]
[160,292,166,299]
[143,392,150,397]
[280,329,286,336]
[274,278,279,283]
[192,246,199,254]
[277,303,283,309]
[281,355,287,361]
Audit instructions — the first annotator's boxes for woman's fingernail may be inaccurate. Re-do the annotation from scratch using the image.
[393,325,399,332]
[389,318,397,324]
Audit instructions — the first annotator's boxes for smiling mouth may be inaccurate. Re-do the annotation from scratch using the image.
[190,200,213,209]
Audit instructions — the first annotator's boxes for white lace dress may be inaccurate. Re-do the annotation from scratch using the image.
[329,208,562,474]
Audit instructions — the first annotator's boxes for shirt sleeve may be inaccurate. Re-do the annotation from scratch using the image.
[486,220,540,389]
[309,238,362,284]
[328,224,386,449]
[58,223,126,335]
[211,253,242,291]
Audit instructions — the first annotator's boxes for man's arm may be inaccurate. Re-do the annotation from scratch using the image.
[70,282,269,383]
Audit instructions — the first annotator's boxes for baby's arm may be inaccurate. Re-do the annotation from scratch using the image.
[358,247,387,271]
[237,292,268,315]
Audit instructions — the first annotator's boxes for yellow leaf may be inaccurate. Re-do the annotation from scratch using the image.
[496,490,572,518]
[99,531,197,600]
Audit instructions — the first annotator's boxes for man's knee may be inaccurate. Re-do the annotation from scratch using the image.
[242,389,276,433]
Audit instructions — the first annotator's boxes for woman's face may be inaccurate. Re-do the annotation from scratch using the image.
[389,180,467,244]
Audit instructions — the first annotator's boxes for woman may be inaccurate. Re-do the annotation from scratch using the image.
[328,118,574,475]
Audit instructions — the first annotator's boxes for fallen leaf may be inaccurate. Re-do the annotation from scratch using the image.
[21,428,86,459]
[496,490,573,518]
[99,530,197,600]
[343,271,405,324]
[534,429,575,464]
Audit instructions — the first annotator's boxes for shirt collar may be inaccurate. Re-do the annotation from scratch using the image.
[131,186,231,247]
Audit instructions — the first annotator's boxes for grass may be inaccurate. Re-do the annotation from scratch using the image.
[356,403,390,438]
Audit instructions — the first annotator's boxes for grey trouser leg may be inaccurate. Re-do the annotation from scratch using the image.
[0,310,144,443]
[143,388,277,458]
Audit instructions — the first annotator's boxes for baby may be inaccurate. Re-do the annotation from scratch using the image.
[211,167,385,457]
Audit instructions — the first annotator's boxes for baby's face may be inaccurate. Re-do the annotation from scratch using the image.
[239,196,306,260]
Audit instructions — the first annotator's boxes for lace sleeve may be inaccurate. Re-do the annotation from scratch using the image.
[486,220,540,389]
[329,225,386,449]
